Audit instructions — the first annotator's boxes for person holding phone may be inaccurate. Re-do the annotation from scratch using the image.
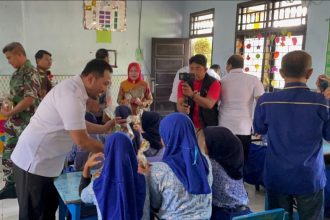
[316,74,330,98]
[176,54,221,149]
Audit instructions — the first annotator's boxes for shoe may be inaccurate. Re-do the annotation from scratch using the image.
[0,183,17,199]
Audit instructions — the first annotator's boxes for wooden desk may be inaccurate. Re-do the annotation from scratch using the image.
[54,171,97,220]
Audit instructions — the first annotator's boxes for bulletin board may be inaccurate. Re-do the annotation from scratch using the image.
[83,0,126,32]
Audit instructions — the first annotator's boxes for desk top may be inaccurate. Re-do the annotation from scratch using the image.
[54,171,82,205]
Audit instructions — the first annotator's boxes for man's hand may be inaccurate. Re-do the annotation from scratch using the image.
[103,117,127,133]
[181,103,190,115]
[324,87,330,99]
[316,74,330,92]
[0,108,12,118]
[182,82,194,97]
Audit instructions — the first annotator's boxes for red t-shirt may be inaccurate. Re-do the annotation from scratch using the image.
[177,79,221,129]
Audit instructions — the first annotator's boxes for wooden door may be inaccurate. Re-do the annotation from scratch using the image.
[150,38,190,116]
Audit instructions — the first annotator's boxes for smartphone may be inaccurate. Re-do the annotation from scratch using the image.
[320,79,328,92]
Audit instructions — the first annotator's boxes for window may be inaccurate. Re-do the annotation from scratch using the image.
[190,9,215,67]
[235,1,307,91]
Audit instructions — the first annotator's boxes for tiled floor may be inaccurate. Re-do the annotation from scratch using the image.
[0,169,19,220]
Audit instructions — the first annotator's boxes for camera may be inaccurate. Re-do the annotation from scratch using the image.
[179,72,195,107]
[179,72,195,84]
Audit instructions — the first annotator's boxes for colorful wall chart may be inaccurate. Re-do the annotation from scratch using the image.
[83,0,126,32]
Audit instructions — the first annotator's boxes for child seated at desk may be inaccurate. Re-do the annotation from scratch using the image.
[114,105,141,153]
[133,111,164,162]
[66,112,104,171]
[147,113,212,219]
[79,132,149,220]
[204,126,251,220]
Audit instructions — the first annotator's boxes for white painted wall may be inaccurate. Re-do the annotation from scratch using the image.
[182,0,330,89]
[1,0,329,89]
[0,1,24,75]
[305,1,330,88]
[0,1,184,76]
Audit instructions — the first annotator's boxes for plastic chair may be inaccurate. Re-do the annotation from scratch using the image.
[232,208,285,220]
[325,165,330,218]
[264,193,299,220]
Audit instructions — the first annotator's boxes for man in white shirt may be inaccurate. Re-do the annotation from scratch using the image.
[218,55,264,160]
[11,59,122,219]
[169,66,190,104]
[209,64,221,80]
[207,68,220,81]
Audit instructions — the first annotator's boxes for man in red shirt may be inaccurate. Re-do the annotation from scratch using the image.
[177,54,221,149]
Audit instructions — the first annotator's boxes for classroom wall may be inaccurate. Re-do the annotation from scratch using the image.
[305,1,330,88]
[1,1,329,89]
[182,0,245,73]
[182,0,330,89]
[0,1,184,76]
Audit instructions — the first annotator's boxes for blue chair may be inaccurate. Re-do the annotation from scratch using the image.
[264,193,299,220]
[325,165,330,218]
[232,208,286,220]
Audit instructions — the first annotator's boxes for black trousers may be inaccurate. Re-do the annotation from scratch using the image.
[236,135,251,162]
[13,164,59,220]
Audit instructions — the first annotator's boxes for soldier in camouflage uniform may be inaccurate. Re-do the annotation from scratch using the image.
[35,50,53,99]
[0,42,41,199]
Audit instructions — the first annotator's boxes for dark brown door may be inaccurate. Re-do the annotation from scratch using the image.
[150,38,190,116]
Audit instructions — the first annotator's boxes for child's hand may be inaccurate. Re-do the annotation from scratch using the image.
[138,162,150,175]
[83,152,104,178]
[0,107,11,118]
[133,124,143,133]
[86,152,104,169]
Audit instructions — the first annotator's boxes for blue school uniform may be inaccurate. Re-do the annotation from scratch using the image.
[253,82,330,195]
